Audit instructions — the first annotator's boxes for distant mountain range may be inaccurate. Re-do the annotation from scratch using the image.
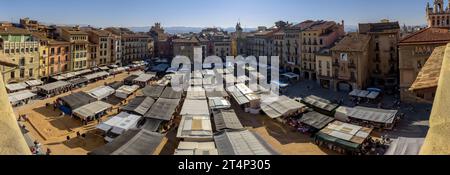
[129,25,359,34]
[128,26,256,34]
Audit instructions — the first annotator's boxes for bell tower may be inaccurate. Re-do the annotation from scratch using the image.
[434,0,445,13]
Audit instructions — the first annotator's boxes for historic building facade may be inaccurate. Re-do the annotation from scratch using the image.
[0,26,40,83]
[359,21,400,91]
[330,33,371,91]
[58,26,89,71]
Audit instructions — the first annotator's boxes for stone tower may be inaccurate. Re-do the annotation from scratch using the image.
[427,0,450,28]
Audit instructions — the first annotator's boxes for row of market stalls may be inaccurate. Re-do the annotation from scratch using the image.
[254,93,401,154]
[349,89,381,102]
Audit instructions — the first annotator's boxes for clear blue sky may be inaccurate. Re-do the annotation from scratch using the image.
[0,0,430,28]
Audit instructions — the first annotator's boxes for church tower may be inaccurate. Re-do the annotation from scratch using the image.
[427,0,450,28]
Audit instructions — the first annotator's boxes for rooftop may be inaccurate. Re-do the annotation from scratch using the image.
[410,46,446,91]
[331,33,371,52]
[400,27,450,45]
[0,26,31,35]
[358,21,400,34]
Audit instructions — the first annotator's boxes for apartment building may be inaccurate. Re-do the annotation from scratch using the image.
[0,26,40,83]
[58,26,89,71]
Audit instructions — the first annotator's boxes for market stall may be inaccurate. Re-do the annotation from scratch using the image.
[334,106,398,130]
[8,90,37,107]
[314,121,373,155]
[58,91,96,114]
[87,86,115,100]
[133,73,156,87]
[160,86,183,99]
[72,101,112,122]
[176,115,213,142]
[302,95,339,116]
[214,130,278,155]
[261,96,306,119]
[6,82,28,93]
[121,97,155,116]
[213,109,243,131]
[297,111,335,133]
[142,85,166,99]
[115,85,140,99]
[208,97,231,110]
[36,81,71,97]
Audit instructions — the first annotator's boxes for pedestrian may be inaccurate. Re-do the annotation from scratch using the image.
[46,148,52,155]
[66,136,70,141]
[76,131,81,137]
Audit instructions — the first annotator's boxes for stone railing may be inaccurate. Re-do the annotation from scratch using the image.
[420,43,450,155]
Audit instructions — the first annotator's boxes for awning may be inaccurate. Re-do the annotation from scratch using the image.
[180,99,210,116]
[213,109,243,131]
[121,97,155,116]
[209,97,231,110]
[59,91,96,109]
[8,90,36,104]
[261,96,306,119]
[141,118,163,132]
[186,87,206,100]
[6,82,28,92]
[133,73,155,83]
[107,81,124,90]
[69,77,88,85]
[25,80,43,87]
[334,106,398,124]
[99,66,110,71]
[87,86,115,100]
[84,71,109,80]
[89,129,164,155]
[302,95,339,113]
[37,81,71,92]
[366,91,380,99]
[214,130,277,155]
[115,85,139,98]
[177,115,213,140]
[73,101,112,119]
[142,85,165,98]
[384,137,424,155]
[160,87,183,99]
[226,86,249,105]
[299,111,334,130]
[144,98,180,121]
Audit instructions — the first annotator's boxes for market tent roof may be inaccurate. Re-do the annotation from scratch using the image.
[180,99,210,116]
[37,81,71,92]
[302,95,339,112]
[318,121,373,147]
[59,91,96,109]
[142,85,165,98]
[214,130,277,155]
[73,101,112,119]
[116,85,139,95]
[84,71,109,80]
[144,98,180,121]
[107,81,124,90]
[160,86,183,99]
[299,111,335,130]
[261,96,306,119]
[87,86,115,100]
[141,118,163,132]
[133,73,155,83]
[186,87,206,100]
[226,86,249,105]
[6,82,28,92]
[99,66,110,71]
[89,129,164,155]
[121,97,155,116]
[124,75,139,82]
[213,109,244,131]
[96,112,141,133]
[209,97,231,110]
[130,70,144,76]
[235,83,253,95]
[176,115,213,140]
[69,77,88,85]
[8,90,36,104]
[25,80,43,87]
[384,137,424,155]
[206,88,229,98]
[174,142,218,155]
[335,106,398,124]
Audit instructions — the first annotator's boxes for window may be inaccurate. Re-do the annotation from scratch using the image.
[30,57,33,63]
[340,53,348,61]
[29,68,33,77]
[19,58,25,66]
[20,69,25,78]
[10,71,15,79]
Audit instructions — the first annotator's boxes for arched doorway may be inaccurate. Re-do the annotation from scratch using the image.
[337,81,353,92]
[294,68,301,75]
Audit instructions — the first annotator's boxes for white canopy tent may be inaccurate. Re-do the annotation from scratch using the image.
[25,80,44,87]
[73,101,112,120]
[8,90,37,105]
[87,86,115,100]
[180,99,210,116]
[115,85,139,99]
[6,82,28,92]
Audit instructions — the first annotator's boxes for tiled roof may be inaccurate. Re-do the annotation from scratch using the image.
[0,26,31,35]
[359,22,400,33]
[399,27,450,45]
[331,33,370,52]
[409,46,446,91]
